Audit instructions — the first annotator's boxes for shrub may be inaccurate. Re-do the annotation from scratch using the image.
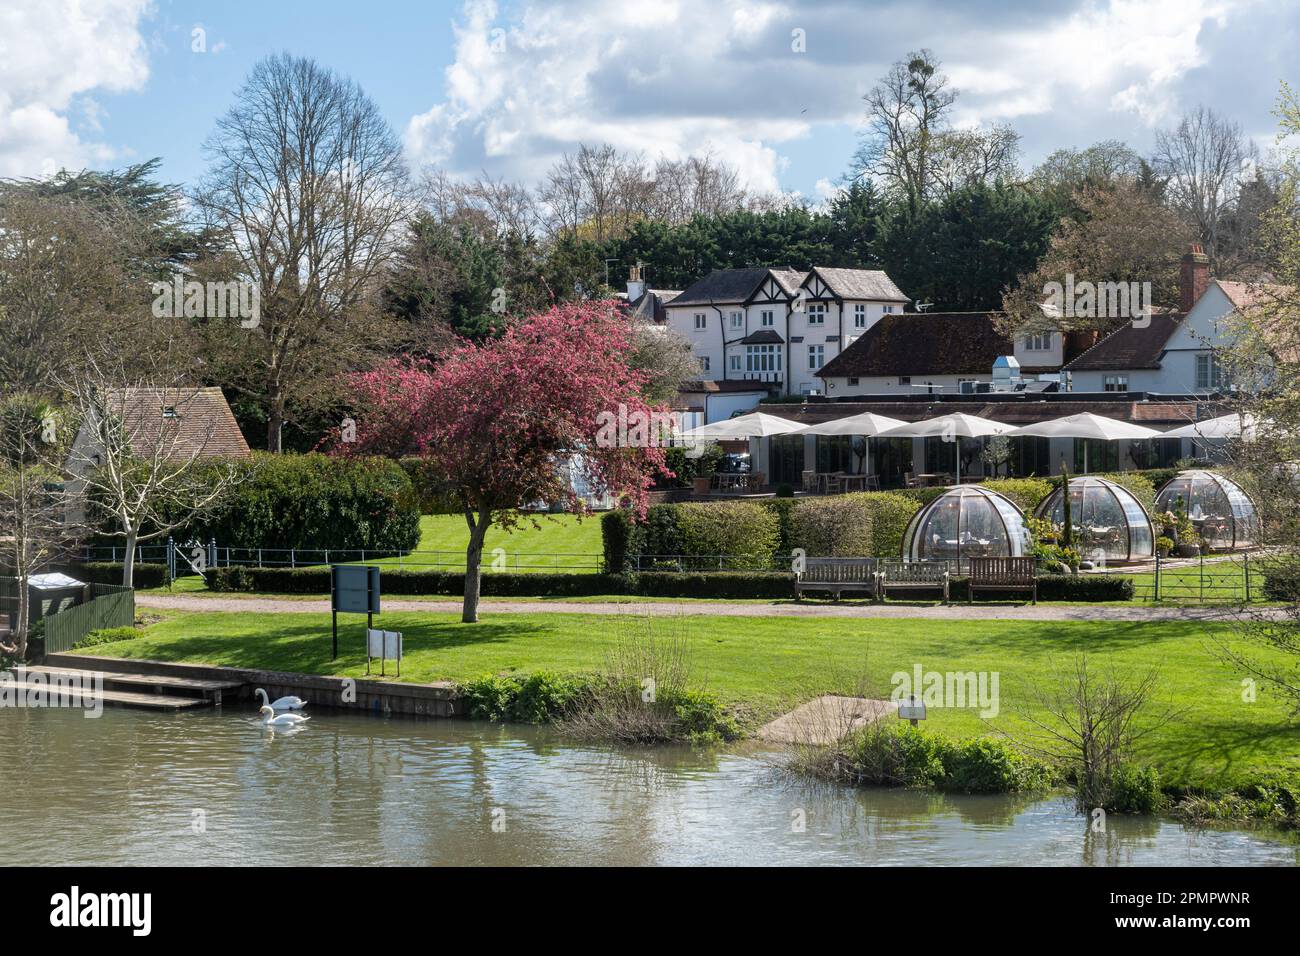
[458,672,587,723]
[71,626,139,649]
[673,501,780,570]
[208,565,254,592]
[942,737,1054,793]
[71,563,168,589]
[184,452,421,552]
[761,497,797,556]
[948,573,1132,602]
[600,510,643,573]
[1104,764,1164,814]
[791,494,872,556]
[864,492,923,558]
[634,571,793,599]
[669,689,743,744]
[1097,471,1158,517]
[982,478,1055,513]
[1261,559,1300,602]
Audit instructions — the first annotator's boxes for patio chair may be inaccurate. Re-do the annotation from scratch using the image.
[801,470,818,493]
[904,471,918,489]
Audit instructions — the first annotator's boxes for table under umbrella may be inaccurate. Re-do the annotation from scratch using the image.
[876,412,1014,484]
[1005,412,1160,473]
[679,411,804,440]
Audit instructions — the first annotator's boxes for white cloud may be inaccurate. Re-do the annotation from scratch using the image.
[0,0,152,177]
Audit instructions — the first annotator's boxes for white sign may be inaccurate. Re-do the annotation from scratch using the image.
[897,696,926,722]
[366,628,402,661]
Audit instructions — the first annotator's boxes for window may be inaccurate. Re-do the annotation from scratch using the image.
[746,345,782,373]
[694,313,706,330]
[1103,374,1128,392]
[807,303,826,325]
[162,405,179,419]
[1196,352,1227,390]
[899,376,911,387]
[729,310,743,329]
[698,356,710,372]
[847,377,860,386]
[808,344,824,370]
[882,304,896,314]
[760,310,774,327]
[729,355,741,371]
[1023,333,1053,351]
[854,304,867,328]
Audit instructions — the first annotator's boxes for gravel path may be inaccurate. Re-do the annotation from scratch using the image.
[136,593,1265,622]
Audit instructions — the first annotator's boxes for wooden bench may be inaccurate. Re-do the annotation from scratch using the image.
[795,557,878,601]
[968,556,1037,604]
[879,561,950,603]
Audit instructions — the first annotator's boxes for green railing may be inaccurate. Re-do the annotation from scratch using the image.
[42,584,135,654]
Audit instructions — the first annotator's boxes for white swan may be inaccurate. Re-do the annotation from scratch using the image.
[259,705,310,728]
[255,688,308,711]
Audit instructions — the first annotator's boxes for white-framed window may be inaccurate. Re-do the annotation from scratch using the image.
[899,376,911,386]
[1103,374,1128,392]
[808,344,824,370]
[847,376,860,386]
[694,313,706,330]
[729,355,741,371]
[854,304,867,328]
[882,304,896,314]
[807,303,826,326]
[729,310,743,329]
[698,355,710,372]
[760,309,774,327]
[746,345,782,373]
[1196,352,1227,390]
[1023,333,1053,351]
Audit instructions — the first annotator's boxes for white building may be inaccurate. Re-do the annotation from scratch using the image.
[662,266,909,397]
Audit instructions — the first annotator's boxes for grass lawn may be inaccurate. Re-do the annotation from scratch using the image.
[83,608,1299,791]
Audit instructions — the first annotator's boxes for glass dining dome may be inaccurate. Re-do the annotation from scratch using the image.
[1155,470,1259,551]
[1034,477,1154,563]
[903,486,1029,570]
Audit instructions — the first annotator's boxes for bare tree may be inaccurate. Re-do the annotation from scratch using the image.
[1030,140,1145,199]
[1155,106,1256,265]
[850,49,957,217]
[62,348,244,588]
[195,53,415,452]
[931,124,1022,197]
[0,396,79,660]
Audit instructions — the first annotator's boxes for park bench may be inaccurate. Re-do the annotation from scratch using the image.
[879,561,950,603]
[795,557,879,601]
[968,556,1037,604]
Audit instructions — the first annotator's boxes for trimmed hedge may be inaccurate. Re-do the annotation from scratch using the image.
[946,573,1133,602]
[183,452,421,552]
[632,571,793,600]
[603,501,780,571]
[981,478,1055,514]
[1261,560,1300,603]
[70,562,169,589]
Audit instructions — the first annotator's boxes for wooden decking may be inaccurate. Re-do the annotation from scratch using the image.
[17,663,243,711]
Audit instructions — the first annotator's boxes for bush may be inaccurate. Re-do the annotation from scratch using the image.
[761,497,796,556]
[208,565,254,592]
[183,452,421,552]
[863,492,923,558]
[458,672,588,724]
[72,563,168,588]
[947,573,1132,602]
[982,478,1055,514]
[600,510,643,573]
[942,737,1054,793]
[1261,559,1300,602]
[634,571,793,599]
[674,501,780,570]
[1104,764,1164,814]
[1096,471,1158,517]
[791,494,872,556]
[71,626,139,650]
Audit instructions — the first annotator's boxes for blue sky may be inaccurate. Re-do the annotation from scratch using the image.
[2,0,1296,199]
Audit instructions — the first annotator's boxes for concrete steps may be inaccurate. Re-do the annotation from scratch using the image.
[3,679,209,711]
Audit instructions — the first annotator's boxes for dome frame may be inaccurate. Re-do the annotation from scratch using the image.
[1033,477,1155,564]
[1155,470,1259,552]
[902,485,1030,571]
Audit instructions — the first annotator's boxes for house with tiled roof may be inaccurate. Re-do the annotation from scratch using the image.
[1063,245,1291,394]
[661,265,909,400]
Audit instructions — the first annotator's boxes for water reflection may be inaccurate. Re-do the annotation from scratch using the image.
[0,707,1293,867]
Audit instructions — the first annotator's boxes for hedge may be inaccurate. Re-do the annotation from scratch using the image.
[945,573,1133,602]
[69,562,169,589]
[603,501,780,571]
[183,452,421,552]
[1261,560,1300,603]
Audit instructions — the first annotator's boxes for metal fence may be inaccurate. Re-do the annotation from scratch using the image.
[1112,551,1263,603]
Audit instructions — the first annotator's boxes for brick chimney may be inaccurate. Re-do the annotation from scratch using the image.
[1179,242,1210,314]
[626,263,646,302]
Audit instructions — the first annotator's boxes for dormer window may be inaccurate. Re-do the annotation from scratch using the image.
[1023,333,1053,351]
[162,406,180,419]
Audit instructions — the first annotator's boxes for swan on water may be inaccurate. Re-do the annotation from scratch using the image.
[255,688,308,711]
[259,705,310,728]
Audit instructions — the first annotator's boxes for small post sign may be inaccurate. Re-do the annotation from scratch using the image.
[897,694,926,727]
[330,565,381,660]
[366,628,402,677]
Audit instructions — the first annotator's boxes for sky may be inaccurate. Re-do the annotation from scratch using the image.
[0,0,1296,200]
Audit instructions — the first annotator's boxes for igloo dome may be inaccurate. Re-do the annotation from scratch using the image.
[1155,470,1259,551]
[902,485,1030,570]
[1034,477,1154,563]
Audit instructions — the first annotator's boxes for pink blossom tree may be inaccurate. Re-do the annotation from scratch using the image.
[341,302,672,622]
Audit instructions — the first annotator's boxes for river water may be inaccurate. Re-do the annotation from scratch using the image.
[1,706,1294,866]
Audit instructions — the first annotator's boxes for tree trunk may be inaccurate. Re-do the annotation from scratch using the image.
[13,575,30,661]
[462,510,490,624]
[267,386,285,453]
[122,529,138,588]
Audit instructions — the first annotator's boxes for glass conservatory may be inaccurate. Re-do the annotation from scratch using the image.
[1034,477,1154,564]
[1155,471,1259,551]
[902,486,1030,570]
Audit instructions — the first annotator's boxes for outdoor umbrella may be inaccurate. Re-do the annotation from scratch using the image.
[795,412,909,478]
[876,413,1014,484]
[680,411,804,440]
[1005,412,1160,473]
[1161,413,1265,441]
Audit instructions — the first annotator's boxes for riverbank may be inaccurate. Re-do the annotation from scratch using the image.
[77,606,1300,795]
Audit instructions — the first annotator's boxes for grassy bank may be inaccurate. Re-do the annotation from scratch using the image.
[79,608,1299,793]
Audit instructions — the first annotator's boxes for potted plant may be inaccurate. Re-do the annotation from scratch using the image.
[1156,536,1174,558]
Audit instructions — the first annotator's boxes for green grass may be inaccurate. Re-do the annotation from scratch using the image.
[82,608,1299,791]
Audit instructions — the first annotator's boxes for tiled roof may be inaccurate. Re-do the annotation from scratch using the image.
[105,387,252,461]
[1061,313,1184,372]
[737,329,784,345]
[627,288,680,323]
[1215,279,1291,311]
[678,379,772,394]
[669,268,776,307]
[812,267,909,302]
[818,312,1013,378]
